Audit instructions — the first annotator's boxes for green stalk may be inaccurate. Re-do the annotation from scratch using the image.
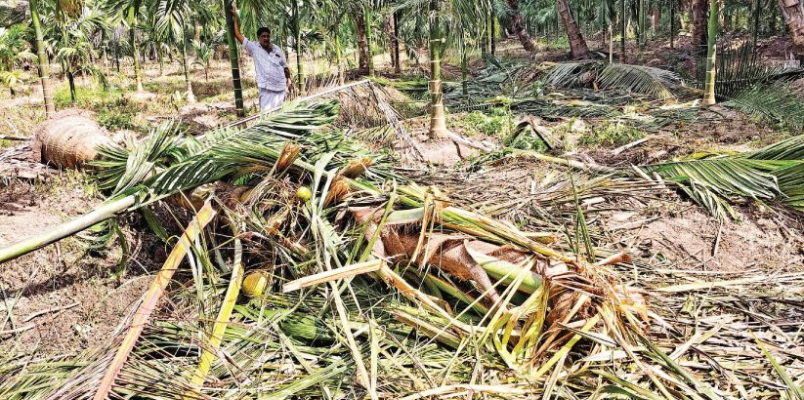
[292,0,305,94]
[29,0,54,115]
[0,195,137,264]
[187,219,243,393]
[428,0,448,139]
[131,19,144,92]
[703,0,718,105]
[223,0,244,116]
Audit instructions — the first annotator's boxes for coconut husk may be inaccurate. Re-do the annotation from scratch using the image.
[31,109,113,169]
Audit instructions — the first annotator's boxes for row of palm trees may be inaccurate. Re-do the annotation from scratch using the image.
[7,0,804,135]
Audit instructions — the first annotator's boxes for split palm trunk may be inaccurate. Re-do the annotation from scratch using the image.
[223,0,244,116]
[181,25,196,103]
[778,0,804,61]
[29,0,54,116]
[556,0,589,59]
[703,0,718,105]
[428,0,448,139]
[505,0,537,52]
[131,20,144,92]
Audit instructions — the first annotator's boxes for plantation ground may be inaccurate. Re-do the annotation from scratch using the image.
[1,36,803,397]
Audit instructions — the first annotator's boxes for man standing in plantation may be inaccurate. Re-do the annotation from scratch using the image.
[231,6,293,111]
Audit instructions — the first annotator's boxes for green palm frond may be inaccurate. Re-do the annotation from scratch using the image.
[723,84,804,129]
[643,157,780,199]
[93,121,186,194]
[643,135,804,217]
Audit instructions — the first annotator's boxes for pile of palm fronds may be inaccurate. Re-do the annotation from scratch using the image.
[1,99,802,400]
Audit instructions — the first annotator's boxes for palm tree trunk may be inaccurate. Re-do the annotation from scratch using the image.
[505,0,536,52]
[621,0,627,62]
[752,0,760,50]
[335,34,345,84]
[703,0,718,105]
[778,0,804,61]
[67,69,77,103]
[292,0,305,95]
[671,0,676,49]
[157,45,164,76]
[182,26,196,103]
[428,0,448,139]
[29,0,54,116]
[693,0,708,55]
[461,37,468,97]
[393,11,401,73]
[365,6,375,77]
[638,0,647,61]
[355,11,369,75]
[556,0,590,59]
[131,20,144,92]
[387,15,396,72]
[223,0,244,116]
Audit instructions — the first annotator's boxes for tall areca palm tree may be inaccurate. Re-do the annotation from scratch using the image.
[105,0,148,91]
[154,0,211,102]
[702,0,718,105]
[28,0,55,115]
[397,0,482,138]
[54,6,111,102]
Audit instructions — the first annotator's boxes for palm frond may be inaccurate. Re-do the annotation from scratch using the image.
[723,84,804,129]
[597,64,681,100]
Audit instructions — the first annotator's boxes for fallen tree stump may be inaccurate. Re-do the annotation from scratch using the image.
[31,109,113,169]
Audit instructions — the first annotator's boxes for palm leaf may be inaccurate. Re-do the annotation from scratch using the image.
[597,64,681,100]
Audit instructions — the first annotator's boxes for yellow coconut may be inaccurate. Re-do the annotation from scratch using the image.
[296,186,312,202]
[242,271,270,298]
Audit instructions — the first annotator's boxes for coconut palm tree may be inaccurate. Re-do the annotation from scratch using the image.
[555,0,588,59]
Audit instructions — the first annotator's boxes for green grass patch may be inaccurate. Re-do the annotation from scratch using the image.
[580,123,645,147]
[54,82,125,110]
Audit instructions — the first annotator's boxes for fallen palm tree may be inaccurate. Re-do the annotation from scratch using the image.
[1,99,801,400]
[31,109,114,169]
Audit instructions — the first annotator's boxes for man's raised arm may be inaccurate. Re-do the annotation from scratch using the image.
[231,6,245,44]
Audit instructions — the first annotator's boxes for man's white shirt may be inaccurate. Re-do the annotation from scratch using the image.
[242,39,288,92]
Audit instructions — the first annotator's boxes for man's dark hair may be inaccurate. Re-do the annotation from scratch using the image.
[257,27,271,37]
